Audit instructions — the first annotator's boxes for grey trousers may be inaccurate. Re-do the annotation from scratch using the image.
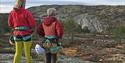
[45,53,57,63]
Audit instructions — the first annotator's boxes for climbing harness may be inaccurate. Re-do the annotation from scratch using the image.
[42,36,62,53]
[14,26,31,31]
[9,35,15,45]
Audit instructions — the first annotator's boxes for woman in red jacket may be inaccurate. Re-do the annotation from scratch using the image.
[37,8,63,63]
[8,0,35,63]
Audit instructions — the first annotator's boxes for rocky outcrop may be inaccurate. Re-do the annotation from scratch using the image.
[28,5,125,33]
[0,5,125,33]
[74,14,103,33]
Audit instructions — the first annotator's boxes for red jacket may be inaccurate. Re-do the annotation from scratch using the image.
[8,8,36,36]
[37,16,63,38]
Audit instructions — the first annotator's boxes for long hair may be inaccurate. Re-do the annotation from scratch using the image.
[15,0,26,8]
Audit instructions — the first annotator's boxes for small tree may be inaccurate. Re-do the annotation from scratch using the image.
[62,16,75,42]
[112,25,125,44]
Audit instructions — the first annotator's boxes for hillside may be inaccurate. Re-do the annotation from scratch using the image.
[0,13,9,35]
[0,5,125,34]
[28,5,125,33]
[0,5,125,63]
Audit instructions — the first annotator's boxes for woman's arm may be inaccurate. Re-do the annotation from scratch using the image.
[8,13,14,29]
[26,10,36,28]
[55,21,63,39]
[36,23,45,37]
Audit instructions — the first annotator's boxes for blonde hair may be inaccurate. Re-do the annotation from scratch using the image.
[14,0,23,8]
[47,8,56,16]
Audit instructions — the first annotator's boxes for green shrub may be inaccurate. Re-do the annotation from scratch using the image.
[82,26,90,33]
[113,25,125,38]
[112,25,125,43]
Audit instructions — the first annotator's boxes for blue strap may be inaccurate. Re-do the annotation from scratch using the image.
[15,26,30,30]
[45,36,57,39]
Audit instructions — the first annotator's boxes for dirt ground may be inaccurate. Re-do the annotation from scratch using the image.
[60,34,125,63]
[0,34,125,63]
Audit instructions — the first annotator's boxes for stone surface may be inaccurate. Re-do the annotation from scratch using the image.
[0,54,95,63]
[74,14,103,33]
[57,55,96,63]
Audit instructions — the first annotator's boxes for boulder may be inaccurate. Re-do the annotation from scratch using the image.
[74,14,103,33]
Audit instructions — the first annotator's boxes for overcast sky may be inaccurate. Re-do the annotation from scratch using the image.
[0,0,125,13]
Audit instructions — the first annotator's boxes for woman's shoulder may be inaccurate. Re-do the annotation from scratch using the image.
[21,8,32,14]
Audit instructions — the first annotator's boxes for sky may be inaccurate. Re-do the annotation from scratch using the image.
[0,0,125,13]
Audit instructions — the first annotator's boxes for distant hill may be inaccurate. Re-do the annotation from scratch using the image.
[28,5,125,33]
[0,13,9,34]
[0,5,125,34]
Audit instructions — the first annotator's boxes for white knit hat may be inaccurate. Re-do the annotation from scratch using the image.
[47,8,56,16]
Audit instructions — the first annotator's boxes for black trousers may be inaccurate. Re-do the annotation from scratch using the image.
[45,53,57,63]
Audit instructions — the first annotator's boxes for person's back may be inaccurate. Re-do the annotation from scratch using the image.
[37,8,63,63]
[8,7,35,36]
[39,16,63,38]
[8,0,35,63]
